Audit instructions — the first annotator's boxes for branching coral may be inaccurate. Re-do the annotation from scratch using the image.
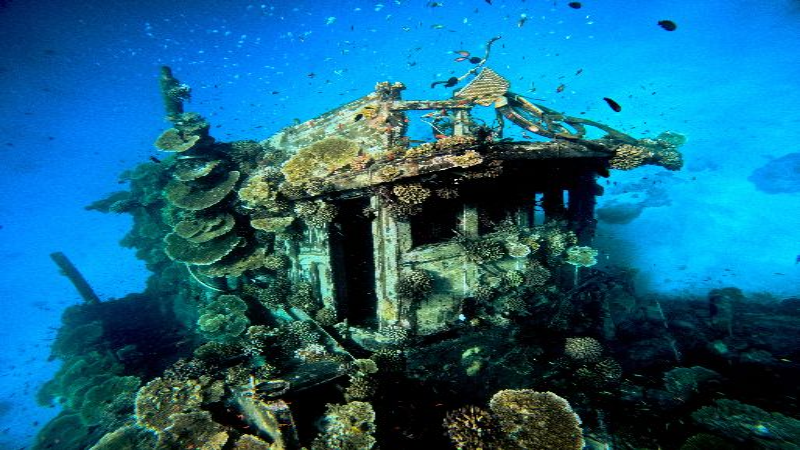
[311,401,377,450]
[392,183,431,205]
[564,337,604,363]
[397,269,433,300]
[488,389,584,450]
[443,405,500,450]
[295,200,338,228]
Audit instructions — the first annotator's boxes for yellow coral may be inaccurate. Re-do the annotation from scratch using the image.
[392,183,431,205]
[489,389,584,450]
[281,137,360,183]
[609,144,653,170]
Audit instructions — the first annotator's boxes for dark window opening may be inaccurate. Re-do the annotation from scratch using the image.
[329,198,377,328]
[477,199,518,235]
[409,198,462,247]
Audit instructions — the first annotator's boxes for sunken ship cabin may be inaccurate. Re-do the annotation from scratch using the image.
[35,67,685,449]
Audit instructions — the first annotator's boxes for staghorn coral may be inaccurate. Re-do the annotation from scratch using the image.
[165,170,240,210]
[489,389,584,450]
[442,405,500,450]
[397,269,433,300]
[504,270,525,288]
[506,242,531,259]
[458,236,506,263]
[155,128,200,153]
[344,375,378,402]
[311,401,377,450]
[282,137,361,183]
[564,337,604,363]
[164,231,242,265]
[524,261,551,287]
[295,200,338,228]
[392,183,431,205]
[197,294,251,342]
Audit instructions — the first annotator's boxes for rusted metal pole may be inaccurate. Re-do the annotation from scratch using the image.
[50,251,101,305]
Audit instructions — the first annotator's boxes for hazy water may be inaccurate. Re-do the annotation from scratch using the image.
[0,0,798,446]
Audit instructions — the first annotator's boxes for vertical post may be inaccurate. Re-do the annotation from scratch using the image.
[50,252,101,305]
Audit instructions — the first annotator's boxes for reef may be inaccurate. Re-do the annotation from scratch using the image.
[33,67,800,449]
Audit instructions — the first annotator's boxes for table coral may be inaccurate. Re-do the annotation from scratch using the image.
[488,389,584,450]
[165,170,240,211]
[164,232,242,265]
[197,294,251,342]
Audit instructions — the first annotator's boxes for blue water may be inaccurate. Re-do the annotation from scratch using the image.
[0,0,798,447]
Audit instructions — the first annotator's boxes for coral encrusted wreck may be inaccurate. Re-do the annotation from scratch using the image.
[40,66,798,450]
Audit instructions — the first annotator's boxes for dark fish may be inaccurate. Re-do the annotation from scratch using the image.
[354,113,364,122]
[469,56,482,64]
[603,97,622,112]
[658,20,677,31]
[149,156,162,163]
[431,77,459,88]
[575,68,583,75]
[568,2,582,9]
[556,83,565,93]
[795,255,800,264]
[485,0,492,4]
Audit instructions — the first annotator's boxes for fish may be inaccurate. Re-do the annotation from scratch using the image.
[354,113,364,122]
[795,255,800,264]
[485,0,492,4]
[517,13,527,28]
[556,83,565,93]
[658,20,677,31]
[568,2,582,8]
[603,97,622,112]
[427,1,444,7]
[149,156,162,164]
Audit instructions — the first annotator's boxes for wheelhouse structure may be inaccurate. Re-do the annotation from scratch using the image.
[254,80,681,340]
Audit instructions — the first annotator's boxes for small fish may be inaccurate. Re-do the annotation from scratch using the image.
[556,83,565,93]
[795,254,800,264]
[485,0,492,4]
[658,20,677,31]
[517,13,527,28]
[568,2,582,8]
[427,1,444,7]
[603,97,622,112]
[325,16,336,25]
[431,24,445,29]
[307,73,316,78]
[575,68,583,75]
[354,113,364,122]
[149,156,162,164]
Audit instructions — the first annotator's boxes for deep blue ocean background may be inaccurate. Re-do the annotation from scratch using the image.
[0,0,798,446]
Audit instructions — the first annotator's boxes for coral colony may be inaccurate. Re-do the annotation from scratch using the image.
[35,67,800,449]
